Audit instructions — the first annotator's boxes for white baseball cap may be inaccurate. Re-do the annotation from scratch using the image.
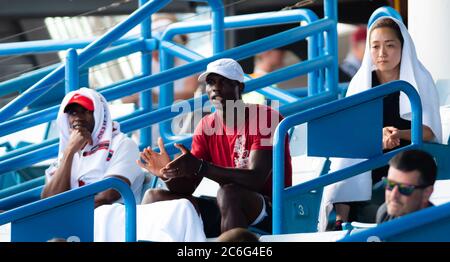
[198,58,244,83]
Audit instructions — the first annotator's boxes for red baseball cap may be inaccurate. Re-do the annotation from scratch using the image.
[64,94,94,112]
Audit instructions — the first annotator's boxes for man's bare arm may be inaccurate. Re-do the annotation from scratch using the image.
[94,176,131,208]
[162,144,272,193]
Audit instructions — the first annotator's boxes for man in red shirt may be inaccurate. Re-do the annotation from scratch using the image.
[138,58,292,237]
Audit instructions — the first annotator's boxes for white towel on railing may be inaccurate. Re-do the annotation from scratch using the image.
[94,199,206,242]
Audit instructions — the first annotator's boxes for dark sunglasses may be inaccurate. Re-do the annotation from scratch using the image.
[382,177,429,196]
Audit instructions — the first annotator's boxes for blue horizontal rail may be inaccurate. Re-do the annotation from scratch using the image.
[103,19,336,102]
[0,37,139,56]
[272,80,423,234]
[160,9,321,92]
[340,201,450,242]
[160,40,302,105]
[0,38,152,98]
[1,1,338,194]
[1,12,332,141]
[0,177,137,242]
[0,176,45,200]
[1,14,337,176]
[0,186,42,211]
[0,0,171,122]
[0,69,335,175]
[158,9,323,139]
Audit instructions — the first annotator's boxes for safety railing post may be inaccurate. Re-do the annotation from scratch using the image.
[208,0,225,53]
[324,0,338,97]
[139,0,153,148]
[65,48,79,93]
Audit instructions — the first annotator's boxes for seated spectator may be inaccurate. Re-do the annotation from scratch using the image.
[376,149,436,223]
[338,25,366,83]
[217,227,259,242]
[137,58,292,237]
[319,17,442,231]
[42,88,144,206]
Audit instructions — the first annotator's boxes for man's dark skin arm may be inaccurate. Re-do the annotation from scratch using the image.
[41,127,92,199]
[94,176,131,208]
[161,144,273,193]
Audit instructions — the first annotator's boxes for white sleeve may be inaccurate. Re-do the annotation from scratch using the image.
[104,137,142,186]
[44,157,62,183]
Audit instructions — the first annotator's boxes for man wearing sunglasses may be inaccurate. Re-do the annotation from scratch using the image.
[376,149,436,223]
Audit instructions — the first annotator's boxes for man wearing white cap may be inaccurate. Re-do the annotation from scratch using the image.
[42,88,144,206]
[138,58,292,237]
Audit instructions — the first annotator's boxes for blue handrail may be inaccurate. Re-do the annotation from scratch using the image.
[0,37,139,57]
[0,54,335,174]
[0,0,172,121]
[0,177,137,242]
[1,1,338,194]
[340,201,450,242]
[65,48,79,93]
[0,38,151,97]
[272,80,423,234]
[3,9,334,141]
[1,9,338,178]
[0,28,331,140]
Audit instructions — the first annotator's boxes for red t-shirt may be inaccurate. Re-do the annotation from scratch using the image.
[191,104,292,199]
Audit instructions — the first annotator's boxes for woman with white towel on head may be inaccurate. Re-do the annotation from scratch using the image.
[319,17,442,231]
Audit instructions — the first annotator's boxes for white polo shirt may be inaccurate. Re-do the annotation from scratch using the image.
[45,132,144,204]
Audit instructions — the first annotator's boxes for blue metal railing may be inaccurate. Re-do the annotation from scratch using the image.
[0,68,336,175]
[1,6,339,177]
[272,80,423,234]
[341,201,450,242]
[65,48,79,93]
[0,8,335,143]
[0,38,150,98]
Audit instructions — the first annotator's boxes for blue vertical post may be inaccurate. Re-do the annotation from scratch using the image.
[65,48,79,93]
[273,122,287,234]
[79,68,89,89]
[324,0,338,96]
[139,0,152,147]
[159,0,225,141]
[208,0,225,53]
[305,12,320,96]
